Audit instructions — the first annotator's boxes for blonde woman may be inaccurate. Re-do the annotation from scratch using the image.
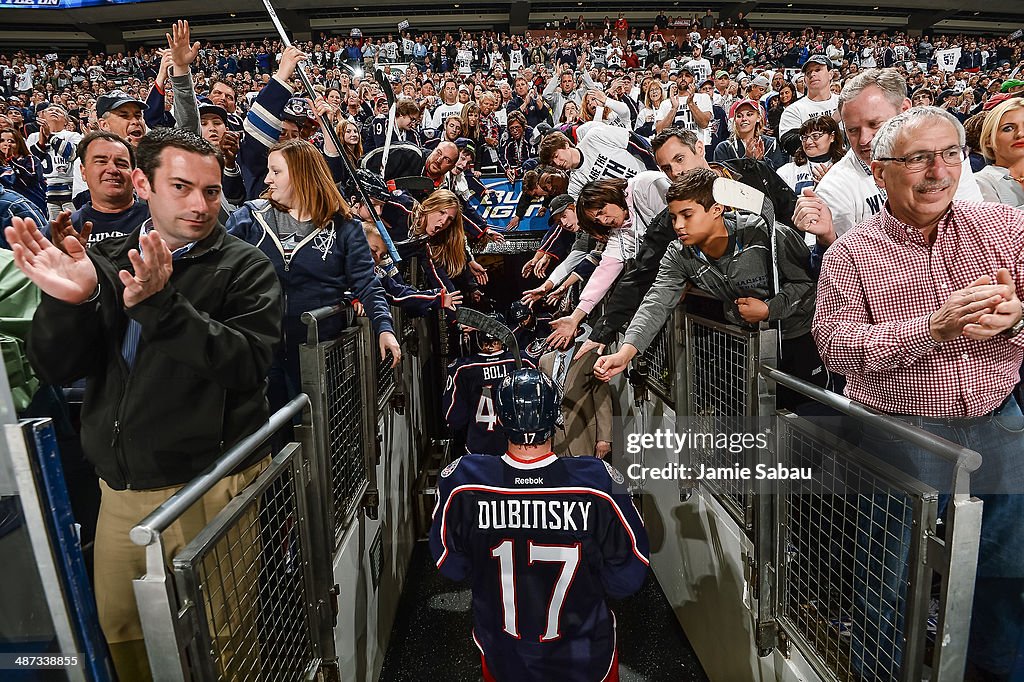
[714,99,787,170]
[227,138,400,409]
[407,188,472,291]
[635,79,665,137]
[976,98,1024,209]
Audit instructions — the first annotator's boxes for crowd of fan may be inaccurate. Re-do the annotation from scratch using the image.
[3,10,1024,680]
[1,14,1022,183]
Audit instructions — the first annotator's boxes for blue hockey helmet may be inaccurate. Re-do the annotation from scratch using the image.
[508,300,533,326]
[495,369,560,445]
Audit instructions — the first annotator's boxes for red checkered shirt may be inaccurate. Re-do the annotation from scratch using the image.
[813,201,1024,417]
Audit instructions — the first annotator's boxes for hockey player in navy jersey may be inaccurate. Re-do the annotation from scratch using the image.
[443,314,534,455]
[509,301,547,365]
[430,369,650,682]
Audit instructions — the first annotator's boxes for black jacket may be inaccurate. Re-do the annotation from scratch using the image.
[28,225,283,490]
[589,158,798,345]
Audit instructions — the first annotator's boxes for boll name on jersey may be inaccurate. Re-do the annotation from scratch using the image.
[483,365,509,381]
[477,499,592,531]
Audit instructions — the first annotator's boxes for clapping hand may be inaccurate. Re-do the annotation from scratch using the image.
[962,269,1022,339]
[119,230,174,309]
[5,216,98,304]
[49,210,92,254]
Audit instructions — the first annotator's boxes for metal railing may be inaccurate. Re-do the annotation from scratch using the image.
[677,313,777,532]
[760,368,982,682]
[657,296,984,682]
[638,315,676,407]
[131,395,337,682]
[376,306,403,414]
[299,306,380,544]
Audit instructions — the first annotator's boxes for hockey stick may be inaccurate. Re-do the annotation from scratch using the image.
[712,176,783,364]
[457,308,523,370]
[393,175,436,193]
[374,68,400,183]
[712,177,780,299]
[261,0,402,264]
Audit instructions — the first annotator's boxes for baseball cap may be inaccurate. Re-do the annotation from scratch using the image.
[729,98,764,120]
[984,92,1013,111]
[454,137,476,156]
[282,97,315,123]
[802,55,832,71]
[715,70,731,80]
[96,90,147,118]
[198,101,228,123]
[750,75,770,89]
[1000,79,1024,93]
[547,194,574,226]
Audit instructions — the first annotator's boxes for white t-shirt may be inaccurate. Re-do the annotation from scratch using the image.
[778,93,840,139]
[567,122,649,199]
[815,148,984,237]
[684,58,712,84]
[655,93,714,144]
[635,106,659,131]
[432,102,465,129]
[777,161,815,196]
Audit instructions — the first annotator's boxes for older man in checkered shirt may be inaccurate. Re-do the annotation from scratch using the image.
[814,106,1024,680]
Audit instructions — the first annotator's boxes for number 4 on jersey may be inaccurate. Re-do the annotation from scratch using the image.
[475,394,498,432]
[490,539,582,641]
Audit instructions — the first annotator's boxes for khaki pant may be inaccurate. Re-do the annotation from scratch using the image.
[95,458,268,681]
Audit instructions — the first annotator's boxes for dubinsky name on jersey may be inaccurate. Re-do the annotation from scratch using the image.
[429,452,650,682]
[444,350,534,456]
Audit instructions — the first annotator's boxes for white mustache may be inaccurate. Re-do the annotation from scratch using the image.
[914,179,953,192]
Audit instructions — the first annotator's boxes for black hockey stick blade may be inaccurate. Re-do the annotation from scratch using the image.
[393,176,436,192]
[457,308,523,369]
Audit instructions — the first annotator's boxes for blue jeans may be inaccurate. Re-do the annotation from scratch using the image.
[853,397,1024,679]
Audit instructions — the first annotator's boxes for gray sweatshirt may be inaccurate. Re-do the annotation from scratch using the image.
[623,211,814,352]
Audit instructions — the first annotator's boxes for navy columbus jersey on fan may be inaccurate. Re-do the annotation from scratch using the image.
[444,350,534,456]
[429,453,650,682]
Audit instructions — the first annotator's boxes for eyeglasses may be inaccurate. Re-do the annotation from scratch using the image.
[876,145,967,171]
[799,131,829,143]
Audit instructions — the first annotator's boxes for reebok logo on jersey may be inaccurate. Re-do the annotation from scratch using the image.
[514,477,544,485]
[477,499,592,531]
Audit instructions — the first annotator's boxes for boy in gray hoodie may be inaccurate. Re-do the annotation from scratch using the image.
[594,167,828,409]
